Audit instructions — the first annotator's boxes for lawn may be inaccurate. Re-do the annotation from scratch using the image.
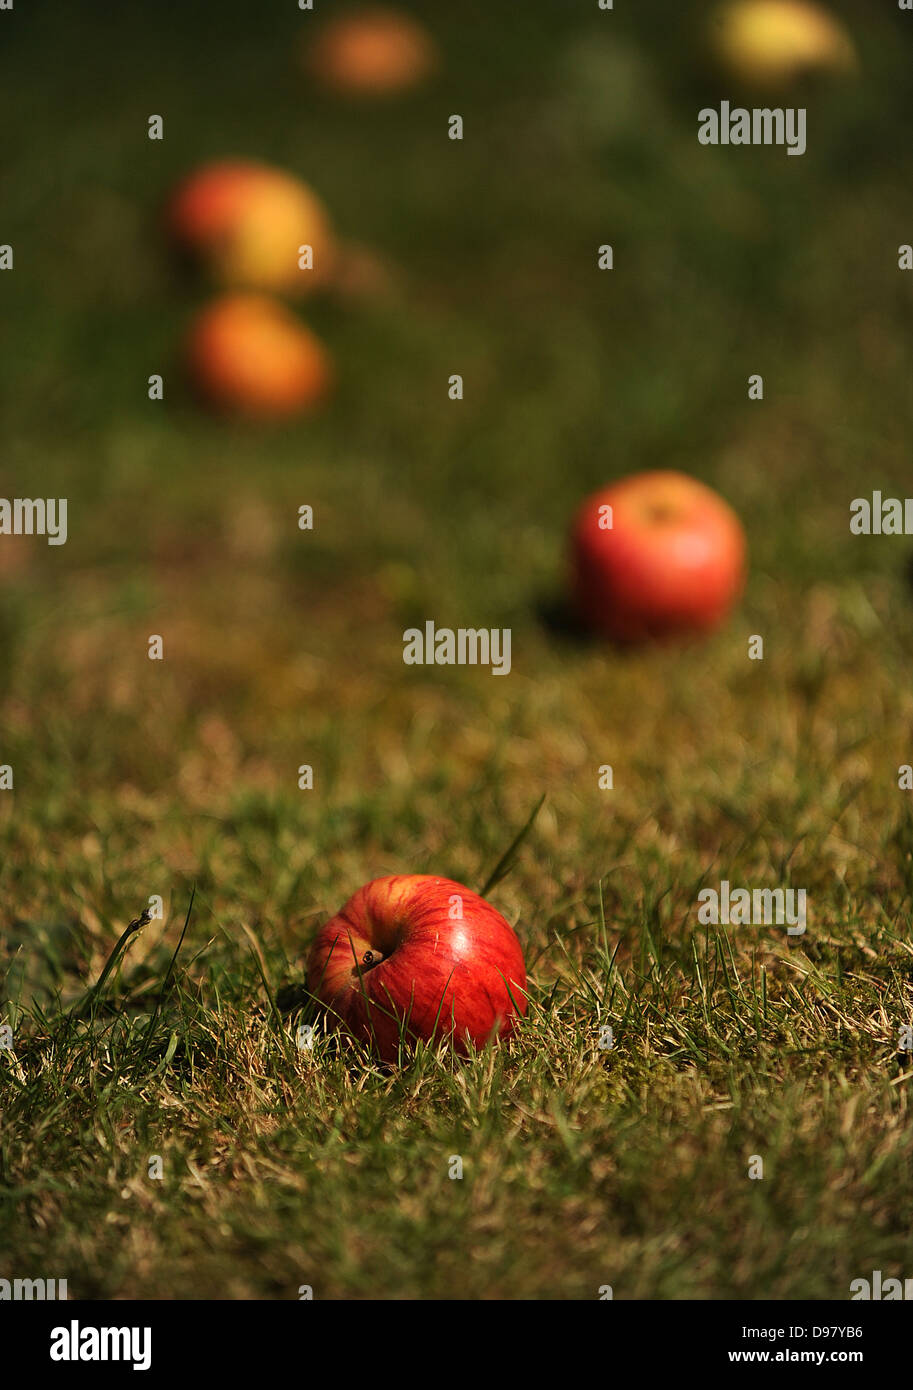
[2,0,913,1300]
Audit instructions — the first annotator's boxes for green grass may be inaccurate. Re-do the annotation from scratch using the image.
[2,0,913,1299]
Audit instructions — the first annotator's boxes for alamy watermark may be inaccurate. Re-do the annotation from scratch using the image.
[698,102,806,157]
[50,1321,151,1371]
[403,621,511,676]
[850,491,913,534]
[0,497,67,544]
[697,880,807,935]
[0,1276,68,1299]
[850,1270,912,1300]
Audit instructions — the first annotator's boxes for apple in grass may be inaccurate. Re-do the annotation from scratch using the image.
[167,160,336,295]
[709,1,856,88]
[186,293,333,419]
[306,876,527,1062]
[302,6,438,97]
[570,470,746,643]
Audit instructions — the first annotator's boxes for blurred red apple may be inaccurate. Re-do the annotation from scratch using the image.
[306,875,527,1062]
[303,6,438,97]
[570,470,746,642]
[186,293,333,418]
[167,160,336,295]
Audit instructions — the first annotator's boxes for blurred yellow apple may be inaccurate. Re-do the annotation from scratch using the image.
[168,161,336,296]
[710,0,857,87]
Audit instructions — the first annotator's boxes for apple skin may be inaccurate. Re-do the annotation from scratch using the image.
[303,6,438,97]
[306,875,527,1062]
[570,470,746,643]
[186,293,333,419]
[167,160,335,295]
[710,0,856,88]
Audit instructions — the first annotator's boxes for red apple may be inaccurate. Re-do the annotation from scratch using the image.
[167,160,336,295]
[186,293,333,418]
[570,470,746,642]
[306,875,527,1062]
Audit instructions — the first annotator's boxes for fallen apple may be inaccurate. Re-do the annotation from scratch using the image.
[709,0,857,87]
[302,5,438,97]
[186,293,333,418]
[167,160,335,295]
[306,875,527,1062]
[570,470,746,642]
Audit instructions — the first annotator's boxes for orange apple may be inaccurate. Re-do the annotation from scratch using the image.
[167,160,335,295]
[186,294,333,419]
[303,5,438,97]
[570,471,747,643]
[710,1,857,87]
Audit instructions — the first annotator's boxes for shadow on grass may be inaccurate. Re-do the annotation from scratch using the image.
[536,593,595,646]
[535,592,642,659]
